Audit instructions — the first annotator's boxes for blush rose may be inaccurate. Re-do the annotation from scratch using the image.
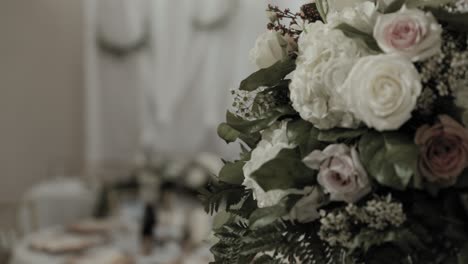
[415,115,468,186]
[374,6,442,61]
[303,144,371,203]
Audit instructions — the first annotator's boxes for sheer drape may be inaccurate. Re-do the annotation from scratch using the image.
[84,0,305,168]
[84,0,150,170]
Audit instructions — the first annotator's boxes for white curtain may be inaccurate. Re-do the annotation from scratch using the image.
[84,0,152,170]
[84,0,305,168]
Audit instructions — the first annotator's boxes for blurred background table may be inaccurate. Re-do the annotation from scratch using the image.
[10,218,212,264]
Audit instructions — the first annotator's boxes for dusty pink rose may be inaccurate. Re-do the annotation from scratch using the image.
[415,115,468,186]
[303,144,371,203]
[374,6,442,61]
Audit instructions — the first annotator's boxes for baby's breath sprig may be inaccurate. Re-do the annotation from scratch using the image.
[318,195,407,248]
[416,30,468,102]
[266,5,303,39]
[266,4,321,40]
[231,89,255,119]
[443,0,468,13]
[230,84,291,120]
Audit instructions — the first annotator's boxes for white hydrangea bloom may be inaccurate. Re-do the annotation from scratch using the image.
[289,21,370,129]
[242,121,298,208]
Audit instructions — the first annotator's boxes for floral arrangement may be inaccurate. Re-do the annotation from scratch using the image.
[200,0,468,263]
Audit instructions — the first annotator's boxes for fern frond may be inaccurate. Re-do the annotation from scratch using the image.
[199,181,247,215]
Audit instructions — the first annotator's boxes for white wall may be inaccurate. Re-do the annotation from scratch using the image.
[0,0,84,203]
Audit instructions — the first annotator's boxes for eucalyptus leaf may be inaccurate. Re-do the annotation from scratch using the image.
[318,127,367,142]
[239,133,261,149]
[382,0,406,13]
[287,119,313,144]
[335,23,381,51]
[287,119,323,156]
[219,161,246,185]
[239,57,296,91]
[213,211,233,230]
[248,202,288,229]
[359,132,418,190]
[250,148,316,191]
[217,123,241,143]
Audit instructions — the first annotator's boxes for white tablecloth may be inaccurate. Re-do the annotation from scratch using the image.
[10,227,212,264]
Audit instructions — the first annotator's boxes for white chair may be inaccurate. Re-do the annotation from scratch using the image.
[18,178,96,235]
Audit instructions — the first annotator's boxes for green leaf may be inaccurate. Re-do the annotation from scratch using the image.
[239,143,252,161]
[455,170,468,189]
[217,123,241,143]
[459,193,468,217]
[239,133,261,149]
[349,228,425,254]
[226,107,296,134]
[458,243,468,264]
[382,0,406,13]
[335,23,381,51]
[359,132,418,190]
[250,148,316,191]
[213,211,234,230]
[315,0,329,23]
[219,161,245,185]
[251,255,279,264]
[287,119,322,156]
[248,202,288,229]
[407,0,453,8]
[239,57,296,91]
[428,8,468,33]
[317,127,367,143]
[366,245,409,264]
[287,119,313,144]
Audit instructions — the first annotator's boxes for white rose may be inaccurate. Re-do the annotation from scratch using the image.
[249,31,287,69]
[243,121,298,208]
[289,21,370,130]
[374,6,442,61]
[341,54,422,131]
[303,144,371,203]
[327,1,377,34]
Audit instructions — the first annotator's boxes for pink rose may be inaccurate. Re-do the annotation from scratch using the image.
[303,144,371,203]
[374,6,442,61]
[415,115,468,186]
